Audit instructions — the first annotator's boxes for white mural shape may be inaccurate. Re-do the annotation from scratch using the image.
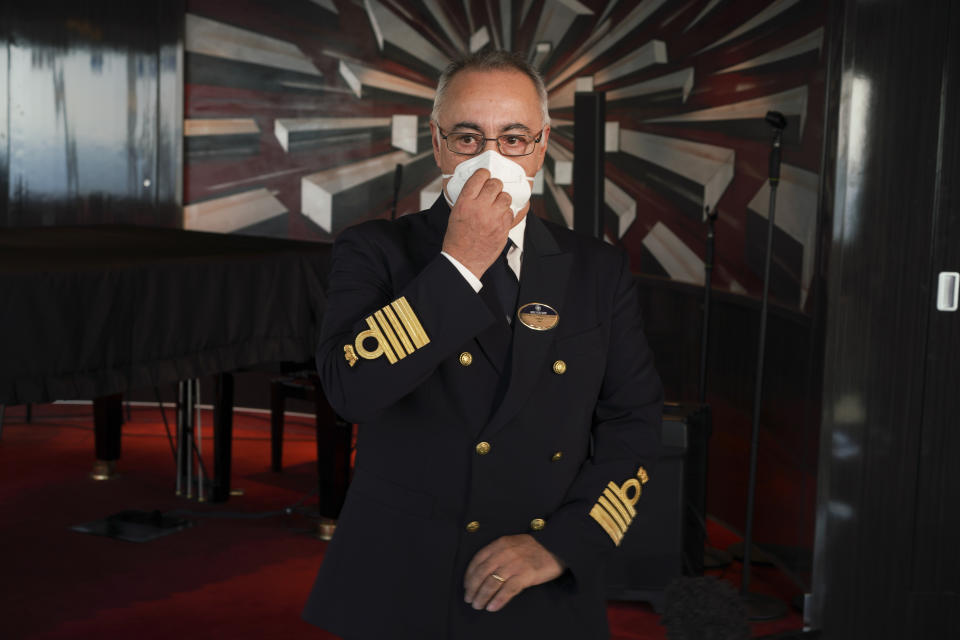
[644,86,809,140]
[338,60,435,101]
[364,0,449,72]
[546,143,573,185]
[591,40,667,86]
[302,150,433,232]
[185,14,322,76]
[642,222,705,285]
[716,28,824,74]
[184,187,287,233]
[606,67,694,103]
[605,178,636,239]
[547,0,670,91]
[697,0,803,54]
[391,115,419,154]
[620,129,735,220]
[273,117,390,153]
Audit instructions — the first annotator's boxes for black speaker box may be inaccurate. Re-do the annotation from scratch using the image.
[604,403,711,611]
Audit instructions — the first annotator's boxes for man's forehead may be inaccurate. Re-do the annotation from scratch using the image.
[440,69,542,128]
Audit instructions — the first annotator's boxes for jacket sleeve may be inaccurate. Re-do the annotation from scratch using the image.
[316,223,496,423]
[531,250,663,583]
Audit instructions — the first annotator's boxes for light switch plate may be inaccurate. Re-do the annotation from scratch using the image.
[937,272,959,311]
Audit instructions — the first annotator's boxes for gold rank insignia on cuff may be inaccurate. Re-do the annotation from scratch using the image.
[344,296,430,367]
[589,466,649,546]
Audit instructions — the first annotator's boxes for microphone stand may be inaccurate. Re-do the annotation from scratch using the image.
[698,205,732,571]
[738,111,789,620]
[698,205,717,404]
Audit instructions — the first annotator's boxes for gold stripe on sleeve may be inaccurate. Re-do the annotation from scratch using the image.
[607,481,637,519]
[598,495,630,532]
[392,297,429,348]
[590,504,624,546]
[374,310,407,360]
[381,304,414,355]
[602,487,633,524]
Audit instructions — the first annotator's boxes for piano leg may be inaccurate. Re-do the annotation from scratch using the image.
[315,387,351,540]
[270,380,285,472]
[92,394,123,480]
[175,380,198,498]
[211,372,234,503]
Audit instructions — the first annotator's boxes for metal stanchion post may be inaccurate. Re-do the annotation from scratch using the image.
[197,380,204,502]
[176,382,184,496]
[186,380,194,499]
[698,205,732,571]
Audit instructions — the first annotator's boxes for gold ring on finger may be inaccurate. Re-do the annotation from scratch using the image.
[490,573,506,584]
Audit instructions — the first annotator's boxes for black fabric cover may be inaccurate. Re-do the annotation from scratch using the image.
[0,226,330,404]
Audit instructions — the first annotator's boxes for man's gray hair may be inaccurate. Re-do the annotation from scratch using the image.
[431,50,551,127]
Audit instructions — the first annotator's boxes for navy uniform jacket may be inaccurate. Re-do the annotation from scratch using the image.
[302,197,662,639]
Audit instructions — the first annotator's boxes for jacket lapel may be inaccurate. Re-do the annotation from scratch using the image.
[473,311,512,374]
[419,196,449,262]
[483,214,571,437]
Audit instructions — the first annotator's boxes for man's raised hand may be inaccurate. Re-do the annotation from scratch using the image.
[441,168,514,280]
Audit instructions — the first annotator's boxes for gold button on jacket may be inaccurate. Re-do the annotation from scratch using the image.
[551,451,563,462]
[553,360,567,375]
[475,441,491,455]
[459,351,473,366]
[465,520,480,533]
[530,518,546,531]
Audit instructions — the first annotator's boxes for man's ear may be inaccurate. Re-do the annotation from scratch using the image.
[535,124,551,172]
[430,120,441,168]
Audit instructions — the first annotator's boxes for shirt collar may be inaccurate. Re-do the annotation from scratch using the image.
[508,215,527,253]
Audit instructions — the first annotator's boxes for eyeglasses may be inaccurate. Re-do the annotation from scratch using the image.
[436,125,544,157]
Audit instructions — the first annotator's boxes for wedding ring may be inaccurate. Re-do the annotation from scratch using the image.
[490,573,506,583]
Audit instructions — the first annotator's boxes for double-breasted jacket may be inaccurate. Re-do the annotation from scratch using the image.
[303,197,662,639]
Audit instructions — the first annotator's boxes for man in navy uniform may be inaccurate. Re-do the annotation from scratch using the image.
[303,50,662,639]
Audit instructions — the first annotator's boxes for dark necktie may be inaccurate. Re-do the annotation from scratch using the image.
[480,239,519,325]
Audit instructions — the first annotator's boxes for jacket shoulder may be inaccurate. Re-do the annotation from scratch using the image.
[337,209,429,241]
[538,217,626,266]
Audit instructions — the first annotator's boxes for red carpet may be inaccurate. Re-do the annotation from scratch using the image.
[0,403,803,639]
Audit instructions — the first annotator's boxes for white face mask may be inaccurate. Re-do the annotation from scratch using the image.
[442,149,536,217]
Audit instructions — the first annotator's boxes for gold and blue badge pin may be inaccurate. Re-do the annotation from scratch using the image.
[516,302,559,331]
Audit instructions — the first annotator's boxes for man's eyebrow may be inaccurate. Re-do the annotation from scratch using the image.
[500,122,534,134]
[450,121,483,132]
[448,122,535,134]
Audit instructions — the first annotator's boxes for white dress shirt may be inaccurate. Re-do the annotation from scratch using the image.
[441,215,526,293]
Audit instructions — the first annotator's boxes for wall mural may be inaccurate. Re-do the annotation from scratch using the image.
[184,0,827,311]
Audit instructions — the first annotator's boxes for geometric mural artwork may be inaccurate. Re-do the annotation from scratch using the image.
[184,0,827,310]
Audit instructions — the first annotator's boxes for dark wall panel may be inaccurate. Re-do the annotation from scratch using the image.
[911,0,960,603]
[810,0,957,637]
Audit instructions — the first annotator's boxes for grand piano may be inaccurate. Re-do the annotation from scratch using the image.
[0,225,335,503]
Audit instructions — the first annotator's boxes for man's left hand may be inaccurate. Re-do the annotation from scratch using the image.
[463,534,565,612]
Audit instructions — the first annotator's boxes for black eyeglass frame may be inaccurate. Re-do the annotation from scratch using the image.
[436,125,545,157]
